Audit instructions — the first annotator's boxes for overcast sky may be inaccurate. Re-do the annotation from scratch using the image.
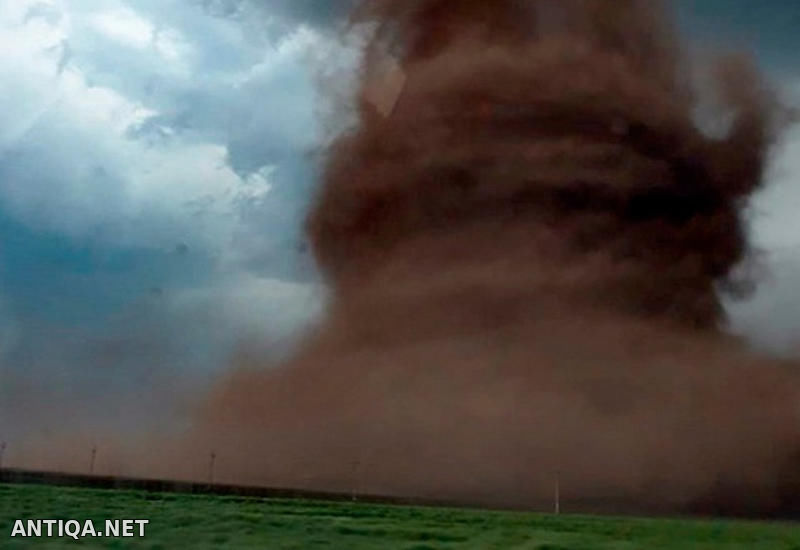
[1,1,799,438]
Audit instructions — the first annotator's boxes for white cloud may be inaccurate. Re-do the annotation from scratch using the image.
[724,113,800,354]
[745,126,800,251]
[154,27,192,62]
[89,7,154,49]
[169,271,325,355]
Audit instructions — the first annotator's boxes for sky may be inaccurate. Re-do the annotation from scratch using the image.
[1,0,799,439]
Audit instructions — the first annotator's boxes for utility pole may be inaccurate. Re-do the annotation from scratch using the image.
[351,459,360,502]
[89,446,97,475]
[554,471,561,515]
[208,451,216,485]
[0,442,6,470]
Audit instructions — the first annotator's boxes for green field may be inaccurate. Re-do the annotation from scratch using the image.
[1,483,799,549]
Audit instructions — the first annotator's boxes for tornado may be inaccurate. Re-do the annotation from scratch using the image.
[198,0,800,516]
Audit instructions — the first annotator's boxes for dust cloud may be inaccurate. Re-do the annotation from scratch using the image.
[190,0,800,515]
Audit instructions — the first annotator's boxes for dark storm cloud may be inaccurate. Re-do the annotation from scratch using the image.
[191,0,353,31]
[247,0,353,28]
[677,0,800,72]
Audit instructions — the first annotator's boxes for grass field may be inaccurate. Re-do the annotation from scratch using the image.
[2,483,799,549]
